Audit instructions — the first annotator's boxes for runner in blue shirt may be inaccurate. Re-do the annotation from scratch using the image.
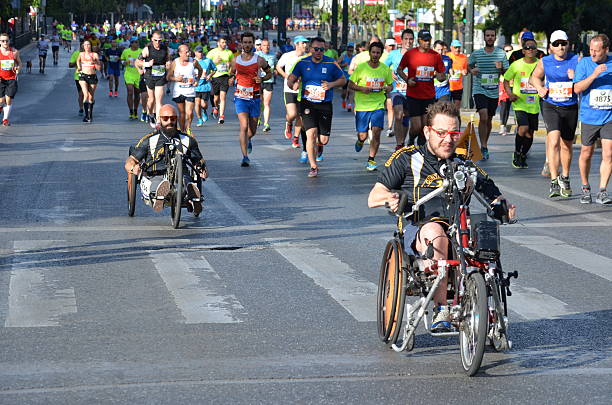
[193,45,216,126]
[256,38,278,132]
[433,40,452,101]
[338,43,355,111]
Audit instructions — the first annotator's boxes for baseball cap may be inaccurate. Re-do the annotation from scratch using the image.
[417,29,432,41]
[255,39,262,45]
[550,30,569,43]
[450,39,462,47]
[347,42,355,47]
[385,38,396,46]
[521,31,535,40]
[194,45,203,52]
[294,35,309,43]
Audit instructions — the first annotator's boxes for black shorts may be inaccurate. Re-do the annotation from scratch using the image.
[75,79,81,92]
[173,95,195,103]
[514,110,539,131]
[406,96,435,117]
[581,121,612,146]
[145,74,167,89]
[450,89,463,102]
[211,76,229,95]
[541,101,578,141]
[196,91,210,99]
[299,100,333,136]
[284,92,299,105]
[261,82,273,92]
[473,93,498,117]
[38,53,47,59]
[79,73,98,85]
[52,46,59,53]
[0,78,18,98]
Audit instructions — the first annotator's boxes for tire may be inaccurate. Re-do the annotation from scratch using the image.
[127,173,137,217]
[171,154,183,229]
[377,239,406,346]
[460,272,488,376]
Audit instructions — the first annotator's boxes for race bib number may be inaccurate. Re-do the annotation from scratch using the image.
[526,95,536,104]
[151,65,166,77]
[216,62,229,73]
[590,89,612,109]
[109,55,119,63]
[140,177,152,197]
[235,84,254,99]
[1,59,14,70]
[480,73,498,89]
[520,77,537,94]
[548,81,573,102]
[179,78,195,88]
[415,66,434,81]
[449,71,462,81]
[396,80,407,92]
[128,57,136,66]
[304,84,325,102]
[365,76,385,92]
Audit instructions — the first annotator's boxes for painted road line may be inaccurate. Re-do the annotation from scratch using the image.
[5,240,77,327]
[204,179,258,226]
[508,284,591,320]
[149,251,245,324]
[503,235,612,282]
[272,243,377,322]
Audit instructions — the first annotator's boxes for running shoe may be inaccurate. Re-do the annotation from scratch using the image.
[79,109,84,116]
[114,90,119,97]
[316,147,324,162]
[308,167,318,178]
[499,128,507,136]
[520,153,529,169]
[247,140,252,154]
[347,103,353,112]
[149,114,156,129]
[299,151,308,163]
[108,90,113,97]
[291,136,300,149]
[2,119,9,126]
[241,156,250,167]
[580,187,592,204]
[202,112,208,123]
[386,128,394,137]
[366,159,377,171]
[218,115,224,124]
[481,146,489,160]
[186,128,192,136]
[263,123,271,132]
[285,122,293,139]
[596,191,612,205]
[558,175,572,198]
[153,179,170,212]
[541,161,551,177]
[187,183,202,216]
[511,152,521,169]
[140,112,147,122]
[196,118,203,127]
[212,107,219,119]
[431,306,451,332]
[355,140,364,153]
[549,179,561,198]
[342,100,346,109]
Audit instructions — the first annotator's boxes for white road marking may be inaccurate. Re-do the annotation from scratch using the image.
[149,251,245,323]
[508,285,591,320]
[503,235,612,282]
[5,240,77,327]
[204,179,258,225]
[261,144,287,151]
[272,243,377,322]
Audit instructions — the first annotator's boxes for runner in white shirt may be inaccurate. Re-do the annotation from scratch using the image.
[37,35,49,74]
[167,44,202,136]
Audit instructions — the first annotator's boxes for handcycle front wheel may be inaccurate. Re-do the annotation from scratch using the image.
[127,172,137,217]
[460,272,488,376]
[377,239,406,346]
[170,154,183,229]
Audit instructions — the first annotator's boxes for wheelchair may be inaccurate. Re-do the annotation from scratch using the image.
[377,160,518,376]
[127,136,204,229]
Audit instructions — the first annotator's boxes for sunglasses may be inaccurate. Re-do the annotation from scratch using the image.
[152,38,162,42]
[160,116,177,121]
[0,39,9,43]
[428,127,462,139]
[523,45,537,50]
[312,47,325,52]
[552,40,568,47]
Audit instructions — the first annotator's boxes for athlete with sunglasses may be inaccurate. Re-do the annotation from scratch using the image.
[0,33,21,126]
[137,31,171,128]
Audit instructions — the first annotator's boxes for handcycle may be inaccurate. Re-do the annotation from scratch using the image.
[377,159,518,376]
[127,135,204,229]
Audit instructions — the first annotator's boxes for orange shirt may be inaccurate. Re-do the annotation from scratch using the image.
[447,52,468,91]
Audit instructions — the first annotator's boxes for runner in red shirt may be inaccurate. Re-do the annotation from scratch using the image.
[397,29,445,145]
[0,32,21,126]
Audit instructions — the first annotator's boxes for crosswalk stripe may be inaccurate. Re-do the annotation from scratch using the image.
[508,284,591,320]
[503,236,612,282]
[149,251,245,324]
[5,241,77,327]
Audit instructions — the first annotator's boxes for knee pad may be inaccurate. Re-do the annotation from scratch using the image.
[402,116,410,127]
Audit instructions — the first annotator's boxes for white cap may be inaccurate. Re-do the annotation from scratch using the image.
[550,30,568,43]
[385,38,396,46]
[255,39,262,45]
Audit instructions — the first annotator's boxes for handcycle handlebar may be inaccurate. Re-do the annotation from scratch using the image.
[388,180,450,218]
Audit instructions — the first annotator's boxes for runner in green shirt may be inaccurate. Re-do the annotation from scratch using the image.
[121,41,143,120]
[206,37,234,122]
[502,38,540,169]
[349,41,393,171]
[68,48,83,115]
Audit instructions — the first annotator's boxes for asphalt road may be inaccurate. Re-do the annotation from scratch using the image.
[0,43,611,404]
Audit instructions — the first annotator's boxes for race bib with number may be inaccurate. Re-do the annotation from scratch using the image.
[415,66,435,81]
[548,81,573,102]
[480,73,499,89]
[1,59,14,71]
[235,84,254,99]
[109,55,119,63]
[140,177,152,197]
[151,64,166,77]
[520,77,537,94]
[216,62,229,73]
[590,89,612,109]
[365,76,385,92]
[179,78,195,88]
[526,95,536,104]
[128,57,136,66]
[304,84,326,102]
[449,71,462,81]
[396,80,407,92]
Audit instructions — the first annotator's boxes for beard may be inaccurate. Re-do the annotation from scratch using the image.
[161,124,178,137]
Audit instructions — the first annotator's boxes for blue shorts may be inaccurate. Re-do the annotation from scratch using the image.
[355,109,385,133]
[108,64,121,77]
[234,97,261,117]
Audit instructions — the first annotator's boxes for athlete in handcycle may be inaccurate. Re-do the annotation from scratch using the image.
[368,101,518,375]
[124,104,208,228]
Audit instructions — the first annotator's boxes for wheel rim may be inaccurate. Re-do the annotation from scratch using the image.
[461,282,479,367]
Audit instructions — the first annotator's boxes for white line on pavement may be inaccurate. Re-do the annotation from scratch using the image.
[508,285,592,320]
[149,251,245,323]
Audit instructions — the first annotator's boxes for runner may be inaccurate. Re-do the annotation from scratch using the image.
[51,31,61,66]
[574,34,612,205]
[446,39,468,109]
[257,38,277,132]
[206,36,234,124]
[167,44,202,136]
[338,42,355,111]
[396,29,446,146]
[384,28,414,147]
[433,40,452,102]
[502,36,540,169]
[349,41,393,171]
[530,30,580,198]
[276,35,309,152]
[137,31,171,128]
[193,45,216,127]
[106,41,122,98]
[76,40,101,123]
[468,27,509,160]
[69,43,84,116]
[287,37,346,177]
[230,32,272,167]
[121,39,143,120]
[0,33,21,126]
[37,35,49,74]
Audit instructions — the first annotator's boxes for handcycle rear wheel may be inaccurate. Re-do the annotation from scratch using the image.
[460,272,488,376]
[127,172,137,217]
[377,239,406,346]
[170,154,183,229]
